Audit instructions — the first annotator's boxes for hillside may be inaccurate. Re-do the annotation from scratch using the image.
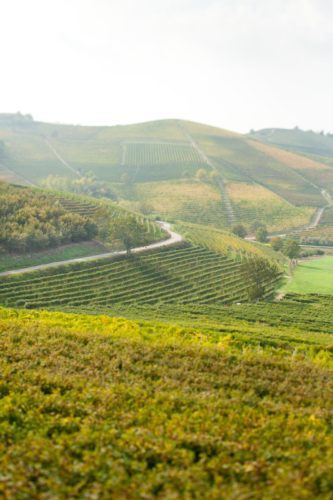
[0,223,282,310]
[0,182,166,272]
[1,114,332,233]
[1,299,333,498]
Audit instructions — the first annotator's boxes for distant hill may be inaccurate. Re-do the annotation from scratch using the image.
[1,114,332,232]
[249,127,333,164]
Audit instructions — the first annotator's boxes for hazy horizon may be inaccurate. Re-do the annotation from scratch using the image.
[1,0,332,133]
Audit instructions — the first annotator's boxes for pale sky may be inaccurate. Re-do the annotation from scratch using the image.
[1,0,332,133]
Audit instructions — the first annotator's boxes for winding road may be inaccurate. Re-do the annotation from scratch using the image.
[0,222,183,278]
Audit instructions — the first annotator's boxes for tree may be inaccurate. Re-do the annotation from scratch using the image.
[270,237,283,252]
[249,220,265,233]
[231,224,247,239]
[240,257,279,302]
[256,226,268,243]
[109,216,144,255]
[282,239,300,260]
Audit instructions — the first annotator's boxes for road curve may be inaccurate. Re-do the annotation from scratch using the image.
[0,222,183,278]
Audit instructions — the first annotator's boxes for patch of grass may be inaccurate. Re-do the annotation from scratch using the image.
[0,241,108,273]
[283,256,333,294]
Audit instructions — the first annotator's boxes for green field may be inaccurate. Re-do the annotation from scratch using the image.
[284,256,333,294]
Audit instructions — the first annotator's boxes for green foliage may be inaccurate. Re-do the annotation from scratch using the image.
[270,236,284,251]
[282,239,301,259]
[109,215,146,255]
[231,224,247,238]
[1,304,333,498]
[240,257,280,301]
[41,174,116,200]
[0,183,98,253]
[256,226,268,243]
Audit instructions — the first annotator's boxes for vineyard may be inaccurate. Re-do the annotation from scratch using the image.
[174,221,281,261]
[119,141,208,182]
[122,142,204,167]
[131,181,230,228]
[1,296,333,498]
[179,126,325,207]
[47,191,165,243]
[291,207,333,246]
[226,182,315,232]
[74,293,333,337]
[0,239,281,310]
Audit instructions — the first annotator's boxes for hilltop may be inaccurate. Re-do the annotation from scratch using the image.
[0,114,332,233]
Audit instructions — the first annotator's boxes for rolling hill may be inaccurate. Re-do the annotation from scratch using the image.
[1,113,333,233]
[249,127,333,166]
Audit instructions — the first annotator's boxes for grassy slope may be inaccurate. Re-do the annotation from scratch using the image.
[283,256,333,294]
[1,304,333,498]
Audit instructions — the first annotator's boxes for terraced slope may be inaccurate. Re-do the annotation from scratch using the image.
[0,223,282,310]
[0,240,281,311]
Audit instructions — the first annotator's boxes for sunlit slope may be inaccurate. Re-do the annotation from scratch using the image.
[1,303,333,498]
[118,180,230,229]
[226,182,315,232]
